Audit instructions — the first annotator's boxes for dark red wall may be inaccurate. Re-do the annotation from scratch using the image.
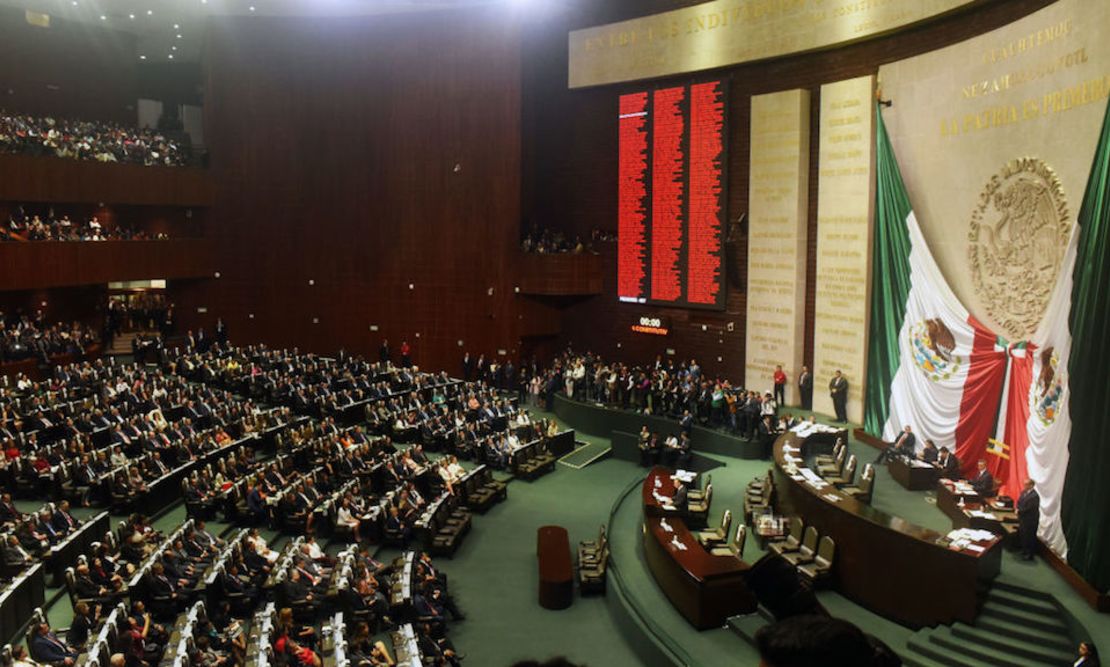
[521,0,1055,382]
[0,7,137,123]
[178,10,523,371]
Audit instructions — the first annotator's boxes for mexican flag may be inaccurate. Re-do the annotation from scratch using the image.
[866,101,1086,561]
[864,106,1008,478]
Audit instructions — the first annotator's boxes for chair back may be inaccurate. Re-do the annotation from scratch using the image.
[720,509,732,534]
[815,536,836,566]
[840,455,857,484]
[856,466,874,501]
[733,524,747,555]
[835,446,846,469]
[800,526,819,553]
[788,516,804,542]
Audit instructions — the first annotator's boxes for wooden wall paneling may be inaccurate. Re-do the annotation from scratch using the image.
[179,9,523,372]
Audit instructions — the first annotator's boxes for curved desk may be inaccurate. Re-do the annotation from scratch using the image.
[641,468,757,629]
[773,431,1002,628]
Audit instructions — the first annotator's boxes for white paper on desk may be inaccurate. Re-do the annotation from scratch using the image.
[822,493,841,502]
[965,544,986,553]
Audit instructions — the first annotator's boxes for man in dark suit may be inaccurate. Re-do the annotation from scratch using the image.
[875,425,916,464]
[937,447,961,479]
[829,370,849,422]
[970,459,995,497]
[52,500,79,535]
[669,477,689,516]
[1017,478,1040,561]
[30,622,79,667]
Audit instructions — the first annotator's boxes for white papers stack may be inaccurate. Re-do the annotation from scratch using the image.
[791,422,842,437]
[674,470,696,483]
[670,537,688,551]
[660,519,673,533]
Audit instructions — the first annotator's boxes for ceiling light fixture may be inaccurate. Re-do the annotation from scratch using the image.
[140,55,147,60]
[176,34,182,39]
[99,14,106,20]
[173,23,180,29]
[129,13,135,19]
[249,6,256,12]
[168,54,174,59]
[147,9,153,15]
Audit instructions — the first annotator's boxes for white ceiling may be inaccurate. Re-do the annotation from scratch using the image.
[2,0,520,62]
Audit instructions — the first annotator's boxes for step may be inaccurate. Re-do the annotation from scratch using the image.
[985,587,1060,616]
[725,611,768,645]
[950,623,1074,665]
[906,636,994,667]
[991,579,1058,604]
[979,601,1069,635]
[974,616,1074,655]
[931,626,1069,667]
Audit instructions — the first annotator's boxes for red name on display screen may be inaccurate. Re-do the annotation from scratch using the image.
[617,79,727,310]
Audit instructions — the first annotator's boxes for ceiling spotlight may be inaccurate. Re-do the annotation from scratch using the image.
[71,1,77,5]
[172,45,177,51]
[173,23,179,29]
[129,13,135,19]
[249,6,256,11]
[176,34,182,39]
[168,54,174,59]
[147,9,153,15]
[99,14,106,20]
[139,55,147,60]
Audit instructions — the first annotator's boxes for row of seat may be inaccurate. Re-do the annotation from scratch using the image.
[411,492,471,557]
[816,442,875,503]
[576,524,608,595]
[768,518,835,585]
[510,439,556,481]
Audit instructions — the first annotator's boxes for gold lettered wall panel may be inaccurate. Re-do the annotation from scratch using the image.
[568,0,974,88]
[745,89,810,402]
[878,0,1110,341]
[813,75,875,423]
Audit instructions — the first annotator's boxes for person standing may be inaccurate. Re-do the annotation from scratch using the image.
[400,340,411,368]
[1017,478,1040,561]
[798,365,813,410]
[829,370,848,422]
[773,365,787,407]
[378,339,390,364]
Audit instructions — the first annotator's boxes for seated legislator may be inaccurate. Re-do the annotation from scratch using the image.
[875,425,915,464]
[666,477,689,516]
[918,439,938,464]
[970,459,995,498]
[936,447,961,479]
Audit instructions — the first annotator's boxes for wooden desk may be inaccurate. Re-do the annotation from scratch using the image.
[774,432,1002,628]
[937,479,982,524]
[888,456,940,491]
[537,526,573,610]
[640,468,757,629]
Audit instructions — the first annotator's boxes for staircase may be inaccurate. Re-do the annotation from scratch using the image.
[106,331,160,357]
[904,582,1078,667]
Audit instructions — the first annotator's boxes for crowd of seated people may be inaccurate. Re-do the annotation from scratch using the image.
[0,497,83,576]
[520,226,592,254]
[536,348,804,442]
[0,360,295,512]
[0,111,188,166]
[1,207,170,243]
[0,311,99,364]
